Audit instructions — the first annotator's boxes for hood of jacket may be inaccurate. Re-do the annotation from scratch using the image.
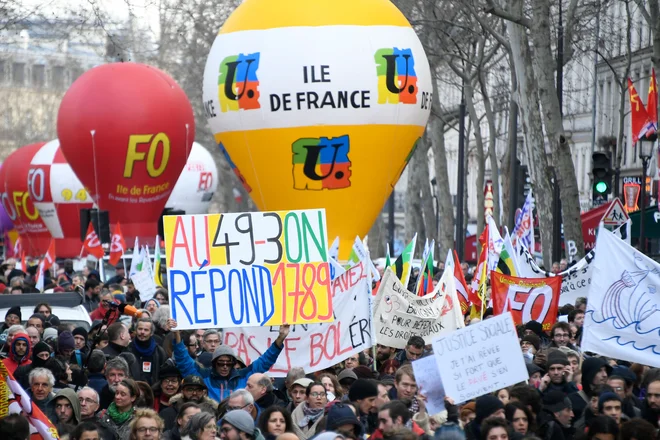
[48,388,82,425]
[581,357,612,394]
[10,332,31,364]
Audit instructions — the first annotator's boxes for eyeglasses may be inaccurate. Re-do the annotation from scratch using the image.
[309,392,326,398]
[205,425,218,432]
[220,427,234,434]
[136,427,162,434]
[79,398,98,405]
[162,378,179,385]
[215,361,233,367]
[227,403,249,411]
[183,387,205,394]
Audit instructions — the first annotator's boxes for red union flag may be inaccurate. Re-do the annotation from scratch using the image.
[83,223,104,259]
[491,271,562,332]
[109,223,127,266]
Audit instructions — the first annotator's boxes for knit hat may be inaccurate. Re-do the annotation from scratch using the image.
[72,327,88,342]
[223,410,255,434]
[380,374,395,387]
[598,392,622,412]
[5,306,21,322]
[475,395,505,423]
[348,379,378,401]
[543,390,572,413]
[611,366,636,385]
[546,350,570,368]
[524,320,544,338]
[58,331,75,352]
[337,369,358,382]
[526,363,544,377]
[33,341,51,358]
[521,334,541,351]
[211,345,236,364]
[460,402,476,420]
[45,315,60,328]
[43,327,58,342]
[144,298,160,309]
[352,365,376,379]
[326,403,363,436]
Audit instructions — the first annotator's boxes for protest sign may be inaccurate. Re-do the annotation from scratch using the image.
[222,260,373,376]
[432,312,528,403]
[163,209,333,329]
[132,270,158,303]
[491,272,562,332]
[412,356,446,414]
[582,226,660,367]
[373,268,464,349]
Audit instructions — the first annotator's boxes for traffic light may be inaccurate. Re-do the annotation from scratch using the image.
[592,151,612,205]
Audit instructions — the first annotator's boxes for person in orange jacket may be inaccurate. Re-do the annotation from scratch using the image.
[2,332,31,374]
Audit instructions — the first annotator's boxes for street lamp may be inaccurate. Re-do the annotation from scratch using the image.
[638,133,657,254]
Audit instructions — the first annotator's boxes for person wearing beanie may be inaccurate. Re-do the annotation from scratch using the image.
[598,392,624,425]
[524,320,546,340]
[348,379,379,435]
[607,369,642,419]
[70,327,90,368]
[463,395,504,440]
[540,350,579,395]
[14,340,51,389]
[569,356,612,420]
[221,410,259,439]
[57,331,76,359]
[2,332,31,374]
[1,306,22,332]
[325,402,364,438]
[521,334,541,364]
[172,322,290,403]
[537,390,574,440]
[159,375,219,431]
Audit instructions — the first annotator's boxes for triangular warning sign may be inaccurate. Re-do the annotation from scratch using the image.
[601,198,630,225]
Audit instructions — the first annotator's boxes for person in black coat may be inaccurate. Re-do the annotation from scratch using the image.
[127,318,167,385]
[537,391,575,440]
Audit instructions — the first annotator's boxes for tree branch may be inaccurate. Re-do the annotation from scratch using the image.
[483,0,533,28]
[562,0,580,65]
[632,0,653,25]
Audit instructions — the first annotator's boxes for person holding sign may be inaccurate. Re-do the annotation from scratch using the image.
[169,319,290,402]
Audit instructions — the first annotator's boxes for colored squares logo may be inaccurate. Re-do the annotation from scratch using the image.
[292,135,351,190]
[218,52,261,112]
[375,48,418,104]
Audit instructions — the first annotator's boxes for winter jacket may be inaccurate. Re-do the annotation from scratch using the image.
[291,403,324,440]
[127,338,168,385]
[102,342,128,360]
[569,357,612,420]
[2,333,31,374]
[87,373,108,395]
[173,340,283,402]
[256,391,286,410]
[160,393,219,431]
[47,388,82,425]
[98,407,135,440]
[89,304,120,323]
[82,294,101,313]
[80,415,114,440]
[536,409,574,440]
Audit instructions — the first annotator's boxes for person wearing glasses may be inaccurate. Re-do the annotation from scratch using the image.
[154,364,183,413]
[129,408,165,440]
[170,319,291,402]
[182,412,222,440]
[89,292,120,324]
[161,375,220,431]
[291,382,328,440]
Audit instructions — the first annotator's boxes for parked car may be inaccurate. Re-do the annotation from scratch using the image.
[0,292,92,330]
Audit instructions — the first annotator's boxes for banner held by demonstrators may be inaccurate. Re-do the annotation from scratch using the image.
[222,259,373,376]
[373,267,464,349]
[163,209,333,329]
[491,272,562,332]
[432,312,529,404]
[582,226,660,367]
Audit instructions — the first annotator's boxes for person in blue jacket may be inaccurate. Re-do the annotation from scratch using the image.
[169,319,290,403]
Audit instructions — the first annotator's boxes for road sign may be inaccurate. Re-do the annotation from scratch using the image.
[601,198,629,226]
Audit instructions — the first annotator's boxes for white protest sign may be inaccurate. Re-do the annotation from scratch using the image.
[222,260,374,376]
[373,268,464,349]
[163,209,333,329]
[132,270,157,303]
[412,356,446,414]
[432,312,528,403]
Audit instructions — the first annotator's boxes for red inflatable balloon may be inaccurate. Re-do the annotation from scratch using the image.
[0,143,52,256]
[29,140,94,258]
[57,63,195,245]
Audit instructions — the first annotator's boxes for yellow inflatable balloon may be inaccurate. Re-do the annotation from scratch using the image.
[203,0,432,259]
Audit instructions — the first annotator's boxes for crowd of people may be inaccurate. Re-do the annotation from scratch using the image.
[0,258,658,440]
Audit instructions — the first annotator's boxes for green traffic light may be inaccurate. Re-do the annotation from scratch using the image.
[595,181,608,194]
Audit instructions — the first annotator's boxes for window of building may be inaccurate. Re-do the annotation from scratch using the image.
[52,66,65,89]
[32,64,45,87]
[0,60,5,83]
[12,62,25,86]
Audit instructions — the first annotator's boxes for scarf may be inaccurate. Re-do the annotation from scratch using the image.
[132,337,156,357]
[107,402,134,424]
[297,403,324,428]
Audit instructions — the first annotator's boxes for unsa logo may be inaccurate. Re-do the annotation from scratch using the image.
[374,47,418,104]
[292,135,351,191]
[217,52,261,112]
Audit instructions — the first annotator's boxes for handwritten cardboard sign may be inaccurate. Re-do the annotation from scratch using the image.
[373,268,463,349]
[222,260,373,376]
[163,209,333,329]
[432,312,528,403]
[412,356,446,414]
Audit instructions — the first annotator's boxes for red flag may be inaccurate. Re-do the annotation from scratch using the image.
[628,78,653,143]
[83,223,104,259]
[11,236,22,259]
[648,68,658,132]
[35,240,56,291]
[491,271,562,332]
[109,223,127,266]
[453,250,470,314]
